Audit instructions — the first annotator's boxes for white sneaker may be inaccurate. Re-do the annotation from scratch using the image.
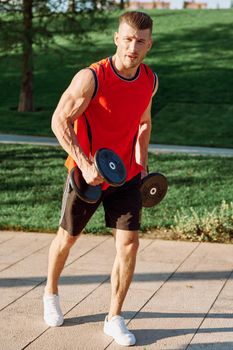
[104,315,136,346]
[43,294,64,327]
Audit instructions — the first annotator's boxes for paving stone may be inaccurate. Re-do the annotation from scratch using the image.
[1,232,233,350]
[108,242,233,350]
[0,231,52,266]
[25,240,198,350]
[187,274,233,349]
[0,234,109,310]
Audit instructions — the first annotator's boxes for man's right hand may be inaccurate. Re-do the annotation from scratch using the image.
[81,161,104,186]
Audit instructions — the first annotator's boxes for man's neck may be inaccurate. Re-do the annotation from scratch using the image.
[112,55,139,79]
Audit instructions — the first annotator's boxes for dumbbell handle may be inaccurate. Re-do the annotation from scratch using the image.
[70,166,102,204]
[70,148,127,203]
[81,160,104,186]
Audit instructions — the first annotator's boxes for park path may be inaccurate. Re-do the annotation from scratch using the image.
[0,133,233,157]
[1,230,233,350]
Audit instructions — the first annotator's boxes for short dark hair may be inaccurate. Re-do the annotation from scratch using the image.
[119,11,153,33]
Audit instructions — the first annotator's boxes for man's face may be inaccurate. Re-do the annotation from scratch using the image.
[114,22,152,69]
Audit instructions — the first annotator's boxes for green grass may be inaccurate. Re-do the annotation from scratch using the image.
[0,9,233,147]
[153,103,233,147]
[1,144,232,239]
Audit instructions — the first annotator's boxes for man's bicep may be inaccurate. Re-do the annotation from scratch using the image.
[52,69,95,124]
[65,69,95,121]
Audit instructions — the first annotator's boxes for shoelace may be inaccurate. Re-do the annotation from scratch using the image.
[115,317,129,334]
[46,297,60,315]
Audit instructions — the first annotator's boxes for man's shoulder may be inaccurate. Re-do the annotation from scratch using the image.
[90,57,109,70]
[88,57,110,83]
[140,63,154,77]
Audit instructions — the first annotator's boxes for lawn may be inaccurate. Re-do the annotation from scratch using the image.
[1,144,233,242]
[0,9,233,147]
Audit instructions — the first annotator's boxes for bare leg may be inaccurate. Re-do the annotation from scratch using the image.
[108,229,139,319]
[44,227,80,295]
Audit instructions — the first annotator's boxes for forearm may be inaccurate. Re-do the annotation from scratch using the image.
[51,113,90,171]
[135,120,151,171]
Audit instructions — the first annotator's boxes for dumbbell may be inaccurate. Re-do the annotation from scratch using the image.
[140,172,168,208]
[69,148,127,204]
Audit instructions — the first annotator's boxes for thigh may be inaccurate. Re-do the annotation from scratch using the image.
[59,175,101,236]
[103,174,142,231]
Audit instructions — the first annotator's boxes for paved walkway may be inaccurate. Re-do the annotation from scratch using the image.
[1,133,233,157]
[1,230,233,350]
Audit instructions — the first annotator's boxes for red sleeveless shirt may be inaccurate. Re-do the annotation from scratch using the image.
[65,57,156,190]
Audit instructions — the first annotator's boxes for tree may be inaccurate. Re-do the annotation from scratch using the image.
[119,0,124,10]
[0,0,113,112]
[68,0,76,12]
[18,0,34,112]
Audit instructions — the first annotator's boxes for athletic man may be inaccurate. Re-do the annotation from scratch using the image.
[43,11,158,347]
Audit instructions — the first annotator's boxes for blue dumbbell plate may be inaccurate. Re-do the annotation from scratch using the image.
[94,148,127,187]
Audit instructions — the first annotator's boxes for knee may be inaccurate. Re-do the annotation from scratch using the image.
[56,227,79,249]
[116,235,139,258]
[129,238,139,255]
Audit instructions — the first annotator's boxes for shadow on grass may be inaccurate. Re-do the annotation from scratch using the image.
[1,18,233,105]
[0,18,233,145]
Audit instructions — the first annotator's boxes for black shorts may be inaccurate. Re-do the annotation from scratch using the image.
[59,173,142,236]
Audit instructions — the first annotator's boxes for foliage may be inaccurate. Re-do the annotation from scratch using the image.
[172,201,233,242]
[0,0,114,55]
[0,9,233,146]
[1,144,233,242]
[0,0,115,111]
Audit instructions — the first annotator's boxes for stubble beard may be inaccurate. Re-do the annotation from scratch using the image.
[124,56,141,70]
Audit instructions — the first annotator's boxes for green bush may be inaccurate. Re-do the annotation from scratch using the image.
[172,201,233,242]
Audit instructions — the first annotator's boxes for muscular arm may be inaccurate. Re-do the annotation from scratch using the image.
[135,99,152,173]
[51,69,102,185]
[135,75,159,175]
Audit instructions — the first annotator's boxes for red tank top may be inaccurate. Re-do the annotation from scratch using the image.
[65,57,156,190]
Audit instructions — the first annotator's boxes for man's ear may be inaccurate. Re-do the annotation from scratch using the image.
[114,32,119,46]
[147,38,153,51]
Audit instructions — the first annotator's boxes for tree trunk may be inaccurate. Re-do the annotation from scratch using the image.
[120,0,125,10]
[18,0,34,112]
[68,0,76,13]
